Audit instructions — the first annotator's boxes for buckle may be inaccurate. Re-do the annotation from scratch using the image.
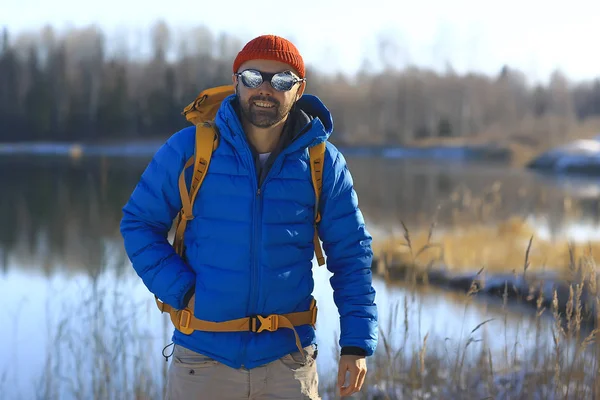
[178,309,194,335]
[180,210,194,221]
[250,315,279,333]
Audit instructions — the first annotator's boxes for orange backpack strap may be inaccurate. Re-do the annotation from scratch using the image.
[309,141,326,266]
[156,122,217,314]
[172,84,234,257]
[173,122,218,256]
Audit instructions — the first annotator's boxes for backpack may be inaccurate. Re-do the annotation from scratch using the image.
[171,85,326,266]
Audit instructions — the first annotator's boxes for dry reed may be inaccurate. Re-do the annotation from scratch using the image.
[9,220,600,400]
[330,223,600,400]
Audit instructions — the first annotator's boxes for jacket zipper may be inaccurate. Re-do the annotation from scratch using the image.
[225,113,320,367]
[240,143,296,367]
[252,187,262,315]
[240,146,258,368]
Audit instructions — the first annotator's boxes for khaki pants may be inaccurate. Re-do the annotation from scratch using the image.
[165,344,321,400]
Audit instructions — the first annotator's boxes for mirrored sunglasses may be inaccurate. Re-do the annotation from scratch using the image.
[235,69,305,92]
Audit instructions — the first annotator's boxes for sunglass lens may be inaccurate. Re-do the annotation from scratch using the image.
[241,70,263,88]
[271,74,296,91]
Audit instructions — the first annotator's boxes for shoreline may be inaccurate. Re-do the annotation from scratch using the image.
[0,139,517,166]
[371,255,599,331]
[4,136,600,176]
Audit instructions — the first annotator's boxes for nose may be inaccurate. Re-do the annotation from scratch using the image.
[257,80,274,95]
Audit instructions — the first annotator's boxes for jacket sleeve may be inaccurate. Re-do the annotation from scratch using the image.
[120,132,196,310]
[317,146,378,356]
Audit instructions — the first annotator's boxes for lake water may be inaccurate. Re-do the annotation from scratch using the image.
[1,152,599,399]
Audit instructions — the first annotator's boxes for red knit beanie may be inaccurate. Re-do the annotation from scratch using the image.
[233,35,305,79]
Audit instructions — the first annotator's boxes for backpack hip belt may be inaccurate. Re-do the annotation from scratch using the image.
[156,296,317,356]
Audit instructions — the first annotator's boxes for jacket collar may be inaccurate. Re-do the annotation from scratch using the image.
[215,94,333,155]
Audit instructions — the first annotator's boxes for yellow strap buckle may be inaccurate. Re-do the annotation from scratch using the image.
[180,210,194,221]
[178,309,194,335]
[252,315,279,333]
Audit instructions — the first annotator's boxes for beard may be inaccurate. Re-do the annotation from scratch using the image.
[240,95,293,128]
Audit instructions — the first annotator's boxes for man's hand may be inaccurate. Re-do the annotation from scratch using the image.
[337,355,367,397]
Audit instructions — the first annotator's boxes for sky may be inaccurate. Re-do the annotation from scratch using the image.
[2,0,599,84]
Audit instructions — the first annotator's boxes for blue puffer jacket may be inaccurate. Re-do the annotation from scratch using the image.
[120,93,378,369]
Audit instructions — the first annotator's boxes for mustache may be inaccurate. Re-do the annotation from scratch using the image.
[249,95,280,107]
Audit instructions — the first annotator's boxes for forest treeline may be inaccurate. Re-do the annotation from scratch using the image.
[1,23,600,145]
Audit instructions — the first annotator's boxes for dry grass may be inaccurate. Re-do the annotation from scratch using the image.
[29,280,168,400]
[371,176,600,277]
[10,251,600,400]
[374,216,600,276]
[324,225,600,400]
[11,207,600,399]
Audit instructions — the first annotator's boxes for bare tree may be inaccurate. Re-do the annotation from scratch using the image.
[0,22,598,146]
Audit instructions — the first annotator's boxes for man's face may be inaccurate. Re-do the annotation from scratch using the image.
[233,59,304,128]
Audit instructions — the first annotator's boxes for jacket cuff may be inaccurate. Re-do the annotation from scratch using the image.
[341,346,367,357]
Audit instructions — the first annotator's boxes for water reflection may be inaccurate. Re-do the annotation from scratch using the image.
[2,155,600,275]
[0,156,145,276]
[1,154,600,398]
[345,156,600,239]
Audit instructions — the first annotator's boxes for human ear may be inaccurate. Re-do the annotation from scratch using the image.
[296,82,305,100]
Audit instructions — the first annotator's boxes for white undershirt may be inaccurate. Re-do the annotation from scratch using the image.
[258,152,271,167]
